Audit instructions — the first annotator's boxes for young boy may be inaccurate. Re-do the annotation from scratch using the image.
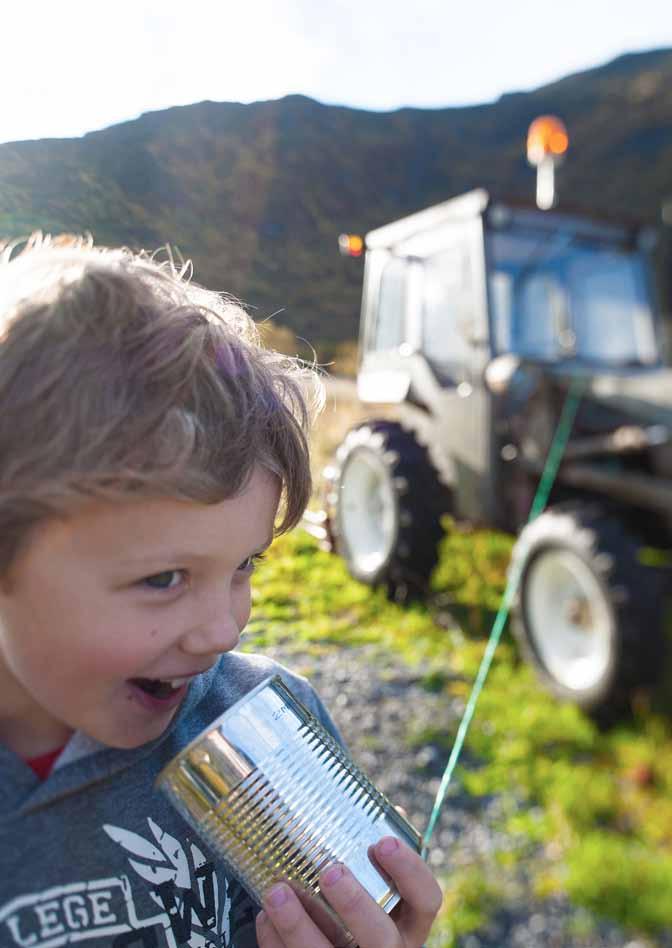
[0,236,442,948]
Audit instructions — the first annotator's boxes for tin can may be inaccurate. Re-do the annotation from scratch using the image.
[156,675,422,947]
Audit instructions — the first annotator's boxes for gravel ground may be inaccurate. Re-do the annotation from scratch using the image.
[262,643,672,948]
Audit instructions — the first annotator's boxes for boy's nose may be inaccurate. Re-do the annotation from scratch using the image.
[179,611,240,657]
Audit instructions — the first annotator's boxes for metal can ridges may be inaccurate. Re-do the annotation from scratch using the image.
[187,716,389,905]
[158,676,422,947]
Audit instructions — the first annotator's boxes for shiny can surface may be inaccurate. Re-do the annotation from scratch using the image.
[156,675,421,947]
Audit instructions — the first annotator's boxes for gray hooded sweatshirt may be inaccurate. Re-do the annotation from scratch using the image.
[0,651,340,948]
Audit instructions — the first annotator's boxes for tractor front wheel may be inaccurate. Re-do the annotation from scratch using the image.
[511,504,666,716]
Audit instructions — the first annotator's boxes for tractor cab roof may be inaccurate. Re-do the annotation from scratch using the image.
[365,189,650,258]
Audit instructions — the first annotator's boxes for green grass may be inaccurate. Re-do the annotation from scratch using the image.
[427,868,502,948]
[244,524,672,945]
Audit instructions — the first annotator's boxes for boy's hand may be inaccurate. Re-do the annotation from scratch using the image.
[255,836,442,947]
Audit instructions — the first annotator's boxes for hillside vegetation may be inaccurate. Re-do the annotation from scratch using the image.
[1,49,672,355]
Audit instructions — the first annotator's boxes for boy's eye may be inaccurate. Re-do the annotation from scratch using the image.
[142,570,185,591]
[238,553,265,573]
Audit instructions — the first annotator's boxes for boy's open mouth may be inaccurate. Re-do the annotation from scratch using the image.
[130,678,185,700]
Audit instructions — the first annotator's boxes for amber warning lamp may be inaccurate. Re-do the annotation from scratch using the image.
[338,233,364,257]
[527,115,568,210]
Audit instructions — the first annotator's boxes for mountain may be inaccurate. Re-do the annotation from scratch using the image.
[1,48,671,351]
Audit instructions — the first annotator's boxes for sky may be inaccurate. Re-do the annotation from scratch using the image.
[2,0,671,145]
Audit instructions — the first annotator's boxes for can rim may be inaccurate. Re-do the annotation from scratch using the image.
[154,673,285,789]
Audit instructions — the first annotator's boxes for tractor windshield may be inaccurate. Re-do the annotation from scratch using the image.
[486,227,659,366]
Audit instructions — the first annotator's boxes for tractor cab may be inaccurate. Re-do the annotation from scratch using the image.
[355,189,664,529]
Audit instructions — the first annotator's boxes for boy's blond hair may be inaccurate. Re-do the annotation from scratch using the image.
[0,234,323,575]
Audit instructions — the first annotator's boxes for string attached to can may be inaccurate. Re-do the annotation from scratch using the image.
[421,376,585,859]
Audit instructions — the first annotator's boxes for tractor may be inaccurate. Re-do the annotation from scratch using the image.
[319,119,672,716]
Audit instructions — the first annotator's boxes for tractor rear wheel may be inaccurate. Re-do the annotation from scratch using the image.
[325,420,449,601]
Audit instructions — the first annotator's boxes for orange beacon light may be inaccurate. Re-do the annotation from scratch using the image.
[527,115,569,210]
[338,233,364,257]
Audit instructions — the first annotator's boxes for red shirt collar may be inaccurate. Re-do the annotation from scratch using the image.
[26,746,65,780]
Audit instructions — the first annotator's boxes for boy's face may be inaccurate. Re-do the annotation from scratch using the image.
[0,466,280,756]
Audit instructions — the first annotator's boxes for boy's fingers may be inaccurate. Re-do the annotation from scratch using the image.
[319,862,399,947]
[259,840,443,948]
[260,883,333,947]
[373,837,444,944]
[255,910,285,948]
